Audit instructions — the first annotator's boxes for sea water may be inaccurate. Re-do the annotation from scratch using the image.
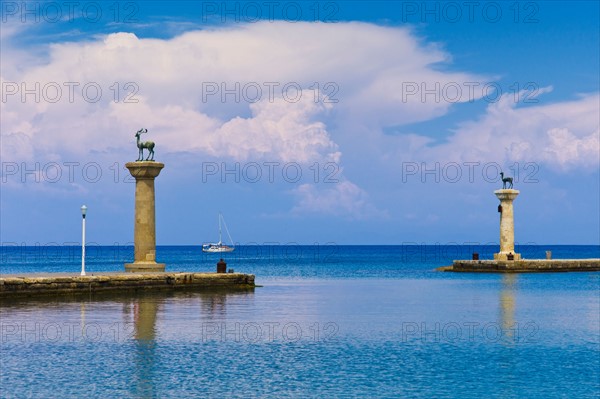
[1,245,599,398]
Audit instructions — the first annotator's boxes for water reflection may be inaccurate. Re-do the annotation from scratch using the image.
[0,288,254,399]
[123,291,253,398]
[120,289,253,398]
[500,274,517,341]
[497,274,519,398]
[199,291,228,318]
[128,296,161,399]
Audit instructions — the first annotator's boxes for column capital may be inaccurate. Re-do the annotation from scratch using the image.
[125,162,164,179]
[494,189,520,201]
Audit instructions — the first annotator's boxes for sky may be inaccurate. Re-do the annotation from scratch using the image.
[1,0,599,247]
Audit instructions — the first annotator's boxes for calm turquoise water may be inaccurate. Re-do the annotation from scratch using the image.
[1,246,599,398]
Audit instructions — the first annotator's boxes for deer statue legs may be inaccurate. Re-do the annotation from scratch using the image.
[137,145,155,161]
[500,172,513,189]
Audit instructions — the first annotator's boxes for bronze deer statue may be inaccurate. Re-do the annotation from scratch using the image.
[500,172,513,189]
[135,128,155,161]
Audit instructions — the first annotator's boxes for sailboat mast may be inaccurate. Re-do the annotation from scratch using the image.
[218,213,222,244]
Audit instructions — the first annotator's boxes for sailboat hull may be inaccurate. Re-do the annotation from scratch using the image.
[202,244,235,253]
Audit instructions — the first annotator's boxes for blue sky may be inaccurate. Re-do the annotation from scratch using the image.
[1,1,599,246]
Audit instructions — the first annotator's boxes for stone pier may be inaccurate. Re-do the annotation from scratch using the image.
[494,189,521,261]
[446,259,600,273]
[0,272,256,298]
[125,161,165,272]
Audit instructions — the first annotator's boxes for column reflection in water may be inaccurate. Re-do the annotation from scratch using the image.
[128,295,161,399]
[121,289,254,397]
[498,274,519,397]
[500,274,517,341]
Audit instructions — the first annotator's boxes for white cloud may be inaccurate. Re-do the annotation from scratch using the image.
[542,127,599,169]
[1,21,492,216]
[1,22,488,163]
[7,22,594,218]
[102,90,339,163]
[214,94,340,163]
[392,90,600,171]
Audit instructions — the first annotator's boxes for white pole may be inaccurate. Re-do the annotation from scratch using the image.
[81,206,86,276]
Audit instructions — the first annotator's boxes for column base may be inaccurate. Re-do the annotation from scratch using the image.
[494,252,521,261]
[125,262,166,273]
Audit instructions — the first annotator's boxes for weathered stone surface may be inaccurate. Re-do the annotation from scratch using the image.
[125,162,165,272]
[0,272,255,298]
[494,189,521,261]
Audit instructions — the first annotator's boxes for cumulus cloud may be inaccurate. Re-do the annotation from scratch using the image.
[103,91,339,164]
[392,90,600,171]
[212,94,340,163]
[0,22,489,163]
[541,127,599,169]
[1,21,493,216]
[8,22,595,218]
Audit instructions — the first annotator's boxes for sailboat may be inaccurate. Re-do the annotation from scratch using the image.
[202,213,235,253]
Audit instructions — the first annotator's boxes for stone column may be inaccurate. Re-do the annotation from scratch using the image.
[494,189,521,261]
[125,161,165,272]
